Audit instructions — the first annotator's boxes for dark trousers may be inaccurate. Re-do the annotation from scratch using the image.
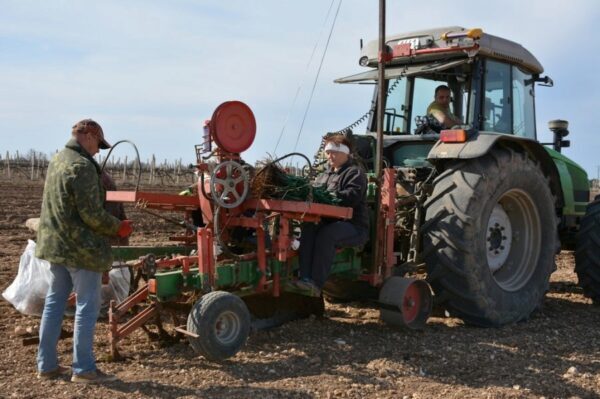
[298,221,368,288]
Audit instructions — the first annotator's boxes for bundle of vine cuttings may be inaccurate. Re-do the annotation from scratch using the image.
[251,162,340,205]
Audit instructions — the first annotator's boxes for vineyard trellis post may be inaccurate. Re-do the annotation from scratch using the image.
[30,152,35,181]
[122,156,128,183]
[149,155,156,185]
[5,151,11,179]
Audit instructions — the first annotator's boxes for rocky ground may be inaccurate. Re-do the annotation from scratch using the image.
[0,180,599,399]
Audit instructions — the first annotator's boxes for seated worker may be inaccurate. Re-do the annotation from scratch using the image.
[427,85,462,128]
[294,134,369,295]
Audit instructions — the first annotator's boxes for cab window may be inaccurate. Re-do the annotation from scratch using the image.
[482,60,536,138]
[384,77,408,134]
[512,66,536,138]
[483,60,511,133]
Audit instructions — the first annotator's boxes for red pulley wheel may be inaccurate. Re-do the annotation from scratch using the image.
[210,101,256,153]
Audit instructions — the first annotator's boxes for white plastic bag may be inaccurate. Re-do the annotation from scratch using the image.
[3,241,131,317]
[101,266,131,305]
[2,240,53,316]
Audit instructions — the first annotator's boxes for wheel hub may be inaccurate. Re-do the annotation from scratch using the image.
[485,189,542,292]
[486,204,513,272]
[214,311,241,345]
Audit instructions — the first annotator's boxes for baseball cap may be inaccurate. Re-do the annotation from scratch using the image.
[72,119,111,149]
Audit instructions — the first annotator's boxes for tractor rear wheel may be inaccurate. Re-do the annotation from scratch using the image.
[187,291,251,361]
[575,198,600,304]
[422,146,557,326]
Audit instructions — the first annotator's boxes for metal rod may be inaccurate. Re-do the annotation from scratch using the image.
[372,0,387,280]
[173,325,200,338]
[136,205,198,231]
[375,0,386,177]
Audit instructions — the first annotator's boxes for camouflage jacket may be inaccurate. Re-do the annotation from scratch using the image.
[36,139,121,272]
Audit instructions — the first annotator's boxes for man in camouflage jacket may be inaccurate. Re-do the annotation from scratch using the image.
[36,119,132,384]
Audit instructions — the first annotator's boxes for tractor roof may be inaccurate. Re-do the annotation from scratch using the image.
[355,26,543,76]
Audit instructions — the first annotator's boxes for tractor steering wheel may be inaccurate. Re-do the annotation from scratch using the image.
[414,115,443,135]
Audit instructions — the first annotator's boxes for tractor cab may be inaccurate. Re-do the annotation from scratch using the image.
[335,26,554,169]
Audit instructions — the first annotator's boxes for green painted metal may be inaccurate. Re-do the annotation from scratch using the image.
[545,147,589,216]
[151,246,363,302]
[330,247,363,277]
[153,268,200,302]
[111,245,194,261]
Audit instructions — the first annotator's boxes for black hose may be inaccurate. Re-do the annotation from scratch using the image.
[100,140,143,192]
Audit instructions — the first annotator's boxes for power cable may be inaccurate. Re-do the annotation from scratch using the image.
[292,0,343,153]
[272,0,337,156]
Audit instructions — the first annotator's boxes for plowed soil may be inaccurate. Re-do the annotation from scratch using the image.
[1,180,599,399]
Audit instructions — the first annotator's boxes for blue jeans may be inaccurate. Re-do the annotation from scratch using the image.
[37,264,102,375]
[299,221,368,288]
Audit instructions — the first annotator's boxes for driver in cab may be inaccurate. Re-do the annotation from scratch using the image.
[427,85,462,128]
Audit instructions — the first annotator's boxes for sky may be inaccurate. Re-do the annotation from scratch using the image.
[1,0,599,178]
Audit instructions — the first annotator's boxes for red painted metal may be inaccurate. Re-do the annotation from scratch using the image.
[210,101,256,153]
[112,285,149,319]
[109,285,151,358]
[401,283,422,323]
[392,43,411,57]
[106,191,199,211]
[414,44,479,56]
[118,304,157,338]
[67,292,76,307]
[379,49,393,62]
[275,216,290,263]
[391,43,479,59]
[224,215,261,229]
[197,227,215,289]
[382,168,397,279]
[182,257,191,275]
[255,214,268,293]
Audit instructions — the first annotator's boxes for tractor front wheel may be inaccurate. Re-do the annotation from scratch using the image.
[575,198,600,304]
[422,146,557,326]
[187,291,251,361]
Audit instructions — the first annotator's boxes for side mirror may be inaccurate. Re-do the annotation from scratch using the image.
[548,119,570,152]
[535,75,554,87]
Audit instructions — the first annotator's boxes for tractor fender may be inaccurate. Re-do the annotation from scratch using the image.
[427,132,564,208]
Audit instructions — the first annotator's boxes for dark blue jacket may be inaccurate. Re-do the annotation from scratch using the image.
[314,158,369,229]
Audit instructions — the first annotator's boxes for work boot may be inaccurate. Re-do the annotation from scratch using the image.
[292,278,321,297]
[71,369,118,384]
[37,365,71,380]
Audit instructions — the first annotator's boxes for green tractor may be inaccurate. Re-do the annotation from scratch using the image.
[330,26,591,326]
[105,26,596,361]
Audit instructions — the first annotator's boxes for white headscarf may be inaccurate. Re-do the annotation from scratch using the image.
[324,141,350,154]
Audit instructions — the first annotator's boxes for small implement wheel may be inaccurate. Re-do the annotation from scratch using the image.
[210,160,250,208]
[187,291,251,361]
[379,277,432,329]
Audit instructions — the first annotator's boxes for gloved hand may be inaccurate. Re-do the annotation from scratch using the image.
[117,220,133,238]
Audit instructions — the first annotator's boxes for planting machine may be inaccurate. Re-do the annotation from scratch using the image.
[106,101,432,361]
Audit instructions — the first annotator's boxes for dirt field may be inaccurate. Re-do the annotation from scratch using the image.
[1,180,599,399]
